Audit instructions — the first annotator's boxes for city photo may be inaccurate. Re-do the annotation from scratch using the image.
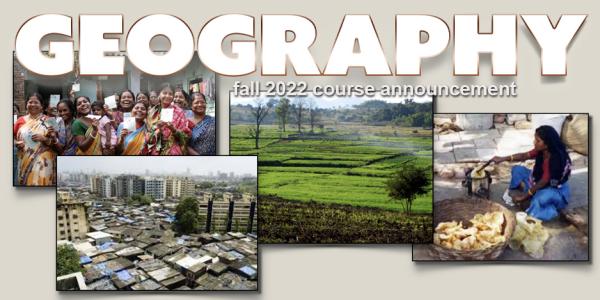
[230,92,433,244]
[56,156,258,291]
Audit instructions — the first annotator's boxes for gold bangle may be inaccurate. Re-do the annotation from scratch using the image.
[528,189,534,196]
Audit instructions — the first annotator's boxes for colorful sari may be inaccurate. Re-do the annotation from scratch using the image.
[147,105,161,129]
[72,119,102,155]
[57,118,77,155]
[13,115,56,186]
[148,104,190,155]
[117,123,149,155]
[188,115,216,155]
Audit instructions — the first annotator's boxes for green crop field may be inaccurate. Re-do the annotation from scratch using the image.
[230,123,433,243]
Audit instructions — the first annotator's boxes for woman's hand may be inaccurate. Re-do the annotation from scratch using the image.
[511,190,529,202]
[166,122,175,131]
[31,133,48,143]
[490,156,507,164]
[120,128,129,139]
[46,126,56,138]
[91,119,99,130]
[15,140,24,150]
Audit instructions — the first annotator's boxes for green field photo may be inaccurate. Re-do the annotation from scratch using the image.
[230,94,433,244]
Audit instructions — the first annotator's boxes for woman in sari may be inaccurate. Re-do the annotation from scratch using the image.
[146,90,161,129]
[187,92,216,155]
[13,93,58,186]
[491,125,572,221]
[174,88,193,118]
[136,91,149,106]
[72,96,102,155]
[55,99,78,155]
[112,90,135,125]
[148,84,191,155]
[116,102,150,155]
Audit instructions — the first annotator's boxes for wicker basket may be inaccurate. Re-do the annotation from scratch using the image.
[428,198,516,260]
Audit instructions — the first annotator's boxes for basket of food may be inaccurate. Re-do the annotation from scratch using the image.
[428,198,516,260]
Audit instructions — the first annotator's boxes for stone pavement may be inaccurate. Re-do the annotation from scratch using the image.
[418,128,590,261]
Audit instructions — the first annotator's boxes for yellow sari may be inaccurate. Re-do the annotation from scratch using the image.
[14,115,56,186]
[76,125,102,155]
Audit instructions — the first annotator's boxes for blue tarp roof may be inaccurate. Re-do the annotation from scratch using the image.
[239,266,257,277]
[97,242,115,251]
[116,270,132,281]
[117,217,134,224]
[80,256,92,265]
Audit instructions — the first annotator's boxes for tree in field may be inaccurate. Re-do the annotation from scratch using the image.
[307,98,319,133]
[386,163,430,215]
[275,97,290,132]
[57,245,81,276]
[174,197,200,234]
[291,98,306,133]
[247,98,274,149]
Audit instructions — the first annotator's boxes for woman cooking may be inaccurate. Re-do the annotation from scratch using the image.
[490,125,571,221]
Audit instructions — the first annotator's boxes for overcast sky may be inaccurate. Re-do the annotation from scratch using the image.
[57,156,257,176]
[231,93,432,108]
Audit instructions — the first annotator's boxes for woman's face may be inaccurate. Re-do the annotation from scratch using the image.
[136,94,149,106]
[149,91,160,106]
[173,91,187,108]
[26,96,44,116]
[160,88,174,108]
[132,103,147,120]
[120,92,134,110]
[57,102,73,121]
[191,95,207,115]
[533,133,547,152]
[76,97,91,116]
[92,106,103,116]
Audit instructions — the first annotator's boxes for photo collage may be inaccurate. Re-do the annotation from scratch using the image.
[12,55,589,291]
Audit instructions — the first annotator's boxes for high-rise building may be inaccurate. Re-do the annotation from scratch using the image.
[89,176,99,193]
[114,175,144,198]
[144,177,165,200]
[132,177,145,196]
[99,177,113,198]
[57,192,89,241]
[180,177,196,198]
[197,192,257,233]
[115,175,130,198]
[165,177,182,198]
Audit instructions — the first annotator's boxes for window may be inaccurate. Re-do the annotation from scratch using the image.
[60,231,65,235]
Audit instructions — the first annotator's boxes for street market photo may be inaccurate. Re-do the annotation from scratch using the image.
[413,113,589,261]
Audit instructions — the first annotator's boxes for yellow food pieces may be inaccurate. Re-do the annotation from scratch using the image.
[434,211,506,251]
[509,212,549,259]
[470,168,486,179]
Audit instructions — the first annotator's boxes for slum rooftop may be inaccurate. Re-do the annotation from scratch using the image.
[57,199,258,291]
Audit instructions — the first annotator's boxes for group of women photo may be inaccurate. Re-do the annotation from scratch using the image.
[14,84,216,186]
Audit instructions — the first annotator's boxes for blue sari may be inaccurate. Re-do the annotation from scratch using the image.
[188,115,216,155]
[117,123,148,155]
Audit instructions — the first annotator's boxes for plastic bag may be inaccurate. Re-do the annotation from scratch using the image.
[509,212,549,259]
